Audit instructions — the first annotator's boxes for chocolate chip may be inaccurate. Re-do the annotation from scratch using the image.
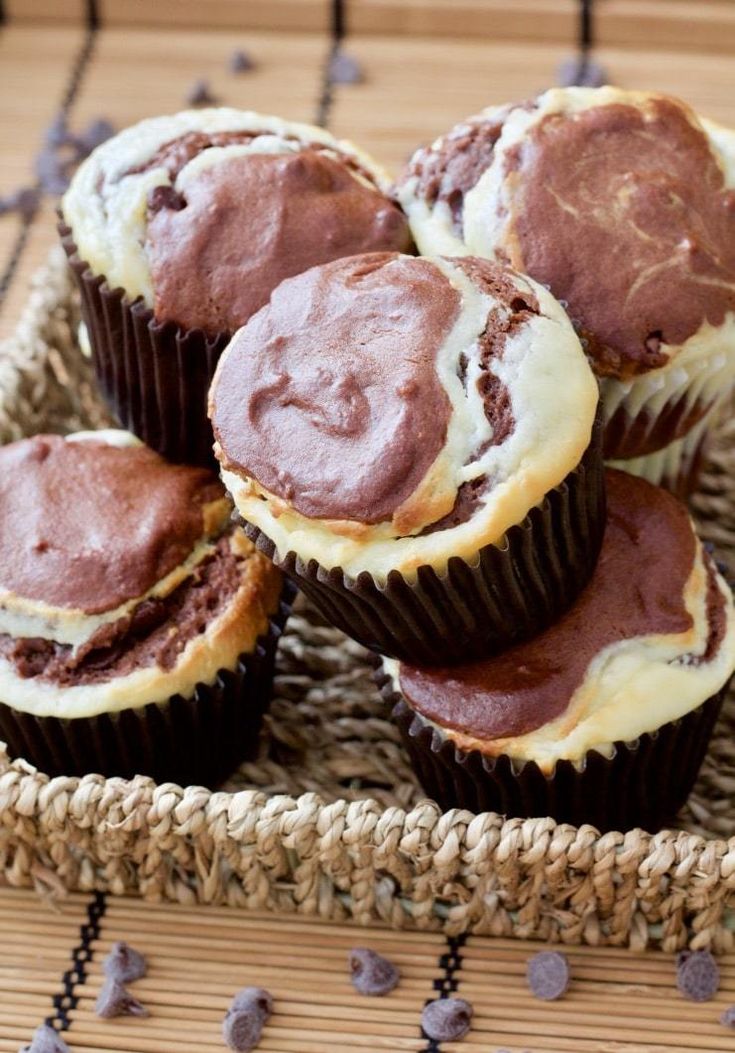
[45,114,73,148]
[349,948,399,996]
[95,976,149,1018]
[526,951,570,1001]
[229,49,255,73]
[103,940,147,983]
[19,1024,70,1053]
[35,145,74,195]
[421,998,473,1042]
[78,118,115,154]
[0,186,41,221]
[186,79,218,106]
[147,185,186,212]
[676,949,720,1002]
[721,1005,735,1027]
[328,48,364,85]
[223,988,273,1051]
[556,55,608,88]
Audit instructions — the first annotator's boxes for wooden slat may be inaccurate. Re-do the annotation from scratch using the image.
[3,0,84,23]
[0,888,91,1049]
[100,0,329,32]
[330,35,735,176]
[70,27,327,131]
[0,24,83,333]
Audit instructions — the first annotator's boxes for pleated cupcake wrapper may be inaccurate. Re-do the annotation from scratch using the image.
[376,668,728,834]
[242,425,605,666]
[608,408,716,501]
[60,223,229,467]
[599,344,733,484]
[0,586,294,787]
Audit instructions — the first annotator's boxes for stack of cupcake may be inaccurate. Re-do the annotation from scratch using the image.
[1,87,734,833]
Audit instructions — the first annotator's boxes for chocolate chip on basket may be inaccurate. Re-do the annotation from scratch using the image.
[19,1024,70,1053]
[676,949,720,1002]
[103,940,147,984]
[186,78,218,106]
[421,997,473,1042]
[95,976,149,1018]
[229,49,255,73]
[349,947,400,996]
[526,951,571,1001]
[222,988,273,1052]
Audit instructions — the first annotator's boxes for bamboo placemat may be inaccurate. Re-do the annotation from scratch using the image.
[2,886,735,1052]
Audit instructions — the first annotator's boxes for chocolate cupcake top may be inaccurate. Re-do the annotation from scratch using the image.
[398,88,735,381]
[210,251,598,580]
[0,432,281,718]
[386,469,735,769]
[62,109,412,336]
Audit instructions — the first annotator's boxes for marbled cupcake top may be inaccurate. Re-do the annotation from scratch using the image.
[398,87,735,381]
[62,109,412,335]
[210,251,597,580]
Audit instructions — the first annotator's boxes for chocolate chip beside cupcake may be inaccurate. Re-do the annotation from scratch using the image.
[210,250,604,665]
[0,431,287,784]
[378,469,735,832]
[61,108,413,465]
[398,87,735,496]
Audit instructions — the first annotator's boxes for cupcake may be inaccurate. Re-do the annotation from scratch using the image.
[397,87,735,496]
[378,469,735,832]
[210,251,603,665]
[0,431,288,784]
[60,109,413,466]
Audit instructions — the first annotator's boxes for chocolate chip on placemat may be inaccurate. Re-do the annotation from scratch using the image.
[222,988,273,1052]
[556,56,608,88]
[721,1005,735,1027]
[103,940,147,983]
[349,947,399,996]
[186,79,218,106]
[95,976,149,1018]
[527,951,571,1001]
[229,49,255,73]
[676,949,720,1002]
[421,997,473,1042]
[328,48,364,85]
[19,1024,70,1053]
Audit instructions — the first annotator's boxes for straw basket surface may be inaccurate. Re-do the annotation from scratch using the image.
[2,246,735,953]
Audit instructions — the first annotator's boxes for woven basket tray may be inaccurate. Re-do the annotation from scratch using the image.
[2,246,735,953]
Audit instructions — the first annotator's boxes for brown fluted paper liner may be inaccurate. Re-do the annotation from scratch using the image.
[243,425,605,665]
[60,223,229,467]
[379,667,727,833]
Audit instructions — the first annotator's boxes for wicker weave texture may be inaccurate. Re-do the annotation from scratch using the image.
[1,247,735,951]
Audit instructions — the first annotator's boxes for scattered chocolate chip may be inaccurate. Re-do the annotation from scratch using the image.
[147,185,187,212]
[222,988,273,1052]
[349,948,399,996]
[19,1024,70,1053]
[527,951,571,1001]
[35,145,75,195]
[721,1005,735,1028]
[95,976,149,1018]
[676,949,720,1002]
[229,49,255,74]
[0,186,42,221]
[186,79,218,106]
[556,55,608,88]
[78,118,115,153]
[328,48,364,85]
[45,114,73,148]
[421,998,473,1042]
[103,940,147,984]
